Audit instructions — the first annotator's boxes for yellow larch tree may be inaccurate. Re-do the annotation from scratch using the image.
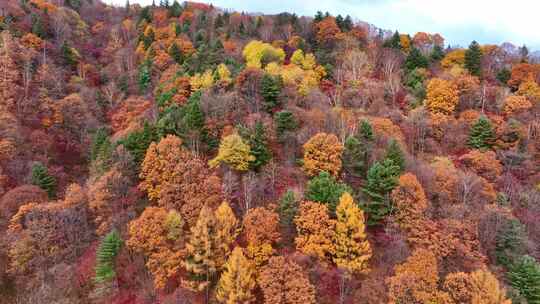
[332,192,372,275]
[216,247,256,304]
[182,205,220,292]
[215,201,239,268]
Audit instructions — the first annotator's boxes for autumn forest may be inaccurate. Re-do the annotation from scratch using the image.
[0,0,539,303]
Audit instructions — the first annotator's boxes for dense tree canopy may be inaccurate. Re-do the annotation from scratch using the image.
[0,1,537,303]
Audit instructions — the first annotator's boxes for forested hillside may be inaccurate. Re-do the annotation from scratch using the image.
[0,0,539,303]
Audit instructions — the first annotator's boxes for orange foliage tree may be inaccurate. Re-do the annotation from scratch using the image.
[390,173,429,231]
[503,95,533,115]
[294,201,335,261]
[459,150,502,182]
[443,269,511,303]
[508,63,539,90]
[140,135,222,225]
[387,248,451,304]
[127,207,184,289]
[302,133,344,177]
[425,78,459,115]
[243,207,281,266]
[258,256,317,304]
[315,17,342,46]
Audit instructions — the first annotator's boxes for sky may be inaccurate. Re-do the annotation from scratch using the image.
[108,0,540,50]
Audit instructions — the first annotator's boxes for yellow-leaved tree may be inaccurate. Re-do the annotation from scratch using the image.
[183,206,220,292]
[216,247,257,304]
[242,40,285,68]
[332,192,372,275]
[425,78,459,115]
[303,133,344,177]
[215,201,239,268]
[209,133,255,171]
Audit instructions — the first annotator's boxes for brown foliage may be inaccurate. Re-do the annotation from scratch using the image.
[314,17,342,46]
[459,150,502,182]
[508,63,539,90]
[0,185,47,223]
[140,135,222,225]
[7,186,92,275]
[391,173,429,231]
[258,255,316,304]
[243,206,281,246]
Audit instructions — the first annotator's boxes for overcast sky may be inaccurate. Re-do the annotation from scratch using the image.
[107,0,540,50]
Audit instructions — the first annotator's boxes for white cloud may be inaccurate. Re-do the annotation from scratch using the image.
[107,0,540,49]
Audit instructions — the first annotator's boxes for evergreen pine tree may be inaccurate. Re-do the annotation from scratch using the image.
[357,119,374,142]
[497,68,511,85]
[278,190,298,241]
[405,47,429,72]
[343,15,353,32]
[31,13,45,38]
[138,60,152,93]
[431,45,445,62]
[261,74,282,113]
[508,255,540,304]
[90,128,111,162]
[343,136,364,177]
[385,139,405,173]
[519,45,529,63]
[496,219,527,267]
[384,31,401,49]
[347,119,375,177]
[169,42,183,64]
[138,6,152,25]
[61,41,78,67]
[95,230,123,284]
[305,172,352,214]
[468,116,495,150]
[125,0,130,16]
[465,40,483,77]
[335,14,344,31]
[274,111,298,139]
[31,163,57,199]
[245,122,271,171]
[118,122,158,165]
[214,14,224,29]
[314,11,324,23]
[361,159,400,225]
